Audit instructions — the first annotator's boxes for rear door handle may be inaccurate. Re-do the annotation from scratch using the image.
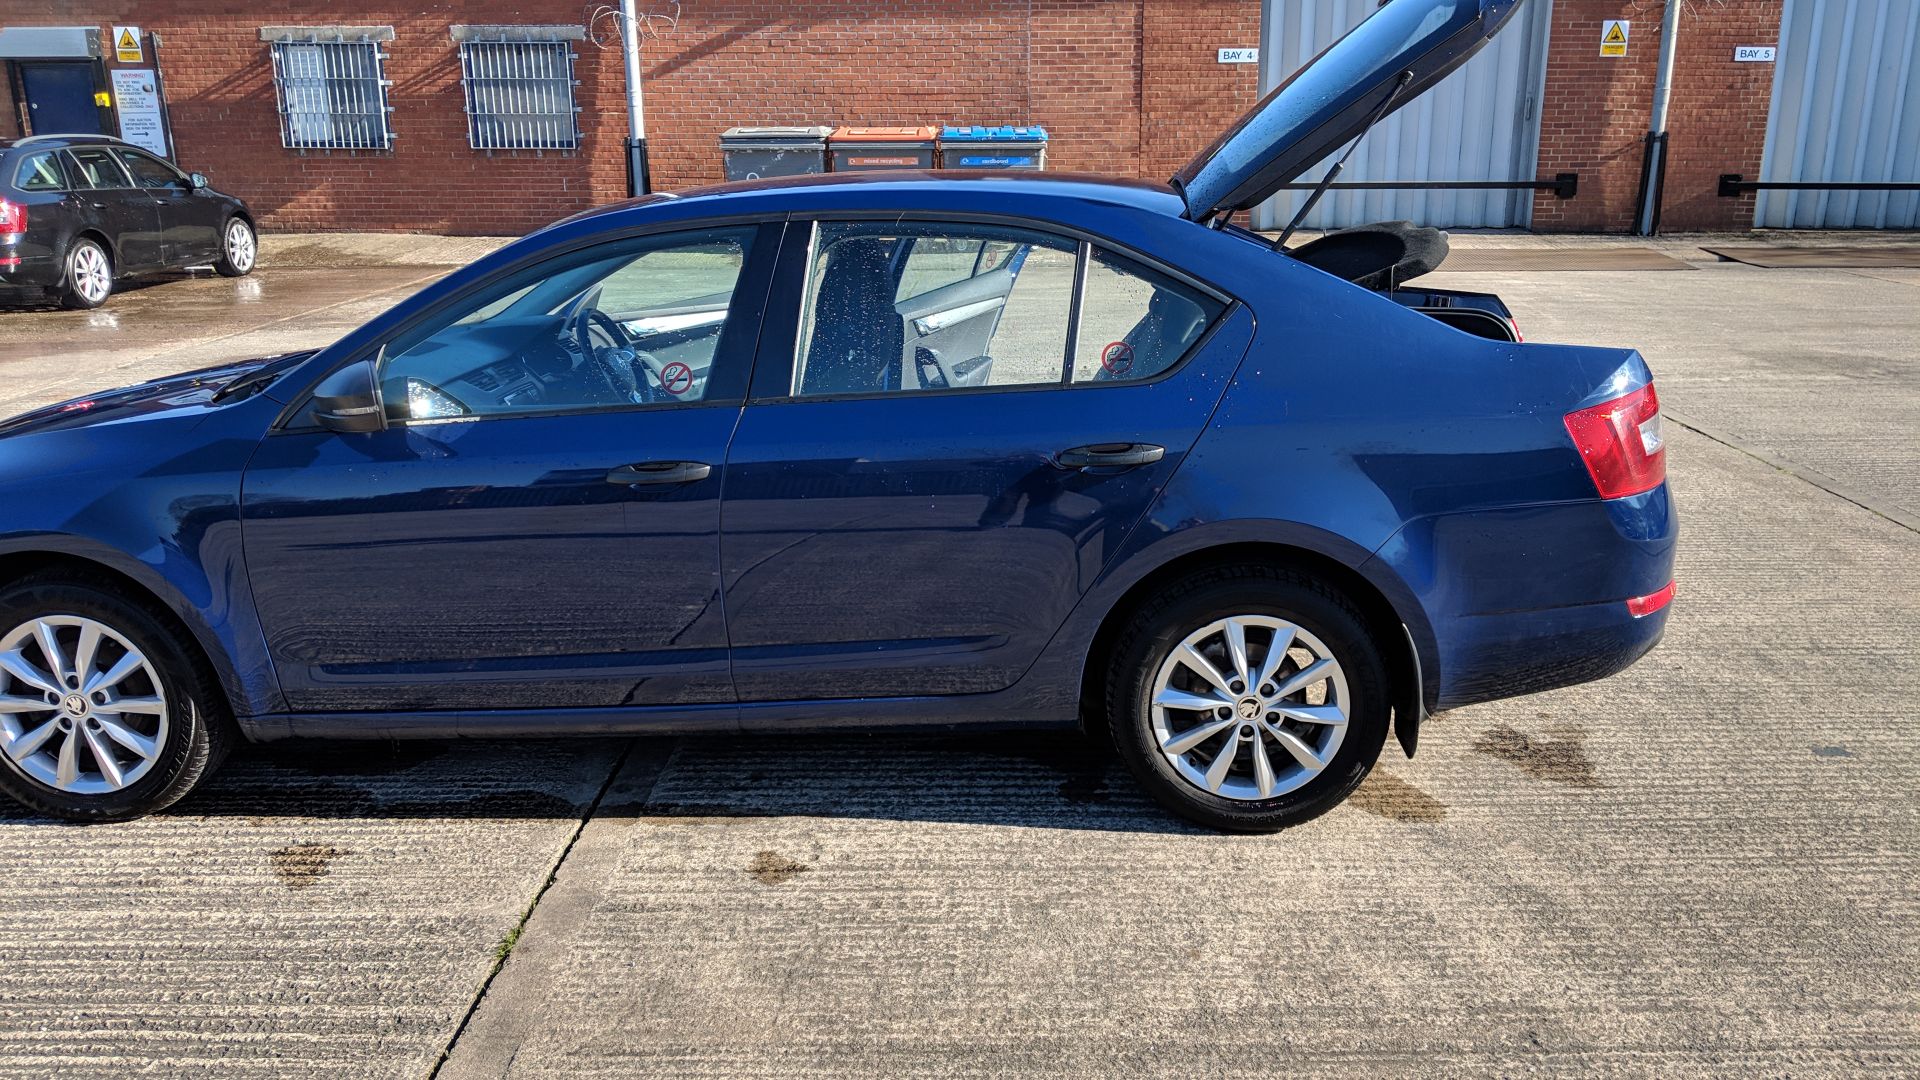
[1055,443,1166,470]
[605,461,712,486]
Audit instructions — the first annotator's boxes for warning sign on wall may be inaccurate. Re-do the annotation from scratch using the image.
[1600,20,1629,58]
[113,26,144,63]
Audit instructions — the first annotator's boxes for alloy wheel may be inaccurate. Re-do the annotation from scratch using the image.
[224,220,256,273]
[71,244,112,304]
[0,616,170,795]
[1149,615,1350,801]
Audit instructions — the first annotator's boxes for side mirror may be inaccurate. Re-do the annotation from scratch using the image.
[188,172,209,190]
[311,359,388,434]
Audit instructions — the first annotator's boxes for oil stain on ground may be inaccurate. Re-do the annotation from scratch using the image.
[1472,724,1603,788]
[748,850,810,885]
[270,843,347,889]
[1348,769,1449,822]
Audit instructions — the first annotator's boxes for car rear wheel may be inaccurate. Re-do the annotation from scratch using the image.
[58,238,114,309]
[214,217,256,277]
[1105,567,1390,832]
[0,574,233,821]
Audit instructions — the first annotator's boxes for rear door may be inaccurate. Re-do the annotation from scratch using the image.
[720,218,1252,702]
[60,146,164,271]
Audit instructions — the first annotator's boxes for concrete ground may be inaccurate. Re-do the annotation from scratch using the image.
[0,230,1916,1077]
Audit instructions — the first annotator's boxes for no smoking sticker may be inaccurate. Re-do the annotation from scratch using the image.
[659,361,694,396]
[1100,341,1134,376]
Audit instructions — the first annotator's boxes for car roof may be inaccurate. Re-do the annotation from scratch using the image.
[0,134,135,154]
[561,169,1190,227]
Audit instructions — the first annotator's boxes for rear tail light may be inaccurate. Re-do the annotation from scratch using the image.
[0,199,24,235]
[1564,382,1665,499]
[1627,580,1675,618]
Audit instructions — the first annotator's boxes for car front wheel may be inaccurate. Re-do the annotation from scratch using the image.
[1106,567,1390,832]
[58,237,114,309]
[214,216,256,277]
[0,573,233,821]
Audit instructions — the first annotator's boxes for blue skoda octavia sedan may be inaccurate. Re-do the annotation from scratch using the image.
[0,0,1672,830]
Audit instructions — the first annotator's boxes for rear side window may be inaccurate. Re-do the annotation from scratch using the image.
[64,148,133,190]
[12,151,65,191]
[791,221,1225,399]
[115,148,184,189]
[1071,248,1225,384]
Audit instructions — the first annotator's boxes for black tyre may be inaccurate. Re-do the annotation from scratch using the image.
[58,237,114,309]
[1106,566,1390,833]
[0,572,234,821]
[213,216,256,277]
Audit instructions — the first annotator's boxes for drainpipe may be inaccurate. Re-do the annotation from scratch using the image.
[1635,0,1683,235]
[620,0,650,195]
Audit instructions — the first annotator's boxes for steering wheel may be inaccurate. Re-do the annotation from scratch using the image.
[572,307,665,403]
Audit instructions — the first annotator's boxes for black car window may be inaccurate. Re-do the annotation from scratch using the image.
[794,222,1076,397]
[12,151,65,192]
[64,148,134,190]
[378,227,756,423]
[1070,248,1226,384]
[114,148,185,189]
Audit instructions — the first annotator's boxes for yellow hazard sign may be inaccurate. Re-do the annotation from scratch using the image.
[1600,19,1629,58]
[113,26,143,63]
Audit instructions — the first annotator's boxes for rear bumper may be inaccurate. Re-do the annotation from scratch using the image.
[1368,483,1678,711]
[0,252,60,289]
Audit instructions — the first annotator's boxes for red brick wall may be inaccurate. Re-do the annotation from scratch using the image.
[1533,0,1781,232]
[3,1,1263,233]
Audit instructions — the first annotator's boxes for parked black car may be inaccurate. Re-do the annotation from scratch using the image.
[0,134,256,309]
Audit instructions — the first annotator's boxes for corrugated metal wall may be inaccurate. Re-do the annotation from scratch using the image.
[1253,0,1554,230]
[1756,0,1920,228]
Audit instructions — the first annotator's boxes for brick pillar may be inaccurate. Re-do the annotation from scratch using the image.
[1660,0,1782,231]
[1531,3,1662,232]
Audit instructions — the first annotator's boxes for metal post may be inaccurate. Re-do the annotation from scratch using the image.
[1636,0,1683,235]
[619,0,650,195]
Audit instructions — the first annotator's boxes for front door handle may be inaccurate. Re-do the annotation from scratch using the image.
[1055,443,1165,470]
[605,461,712,486]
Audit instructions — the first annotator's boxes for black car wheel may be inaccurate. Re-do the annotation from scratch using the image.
[214,217,256,277]
[1106,566,1390,833]
[0,572,234,821]
[58,237,114,310]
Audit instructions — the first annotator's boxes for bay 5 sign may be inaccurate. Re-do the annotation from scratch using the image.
[0,0,1674,833]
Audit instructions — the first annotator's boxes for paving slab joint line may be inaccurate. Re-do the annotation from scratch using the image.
[426,738,646,1079]
[1664,409,1920,535]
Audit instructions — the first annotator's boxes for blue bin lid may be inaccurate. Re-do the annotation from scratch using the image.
[940,125,1048,143]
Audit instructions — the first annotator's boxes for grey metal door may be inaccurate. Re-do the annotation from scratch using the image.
[1254,0,1553,230]
[1755,0,1920,229]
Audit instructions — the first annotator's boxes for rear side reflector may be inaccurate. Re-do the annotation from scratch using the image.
[1626,580,1675,618]
[1565,382,1666,499]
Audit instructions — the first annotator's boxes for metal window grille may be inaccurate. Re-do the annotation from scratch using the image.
[270,40,394,150]
[459,40,580,151]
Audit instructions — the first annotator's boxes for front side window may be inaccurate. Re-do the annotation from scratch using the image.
[63,148,132,189]
[378,228,753,422]
[791,222,1224,398]
[459,39,580,150]
[270,39,394,150]
[13,152,65,192]
[115,148,185,189]
[795,222,1077,396]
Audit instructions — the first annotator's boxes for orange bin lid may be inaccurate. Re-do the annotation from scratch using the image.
[831,126,937,142]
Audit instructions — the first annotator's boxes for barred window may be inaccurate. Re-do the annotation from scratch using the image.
[459,39,580,150]
[268,38,394,150]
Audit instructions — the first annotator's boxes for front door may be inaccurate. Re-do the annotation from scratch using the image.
[242,224,777,713]
[114,147,222,266]
[19,62,105,136]
[720,219,1251,701]
[60,145,165,271]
